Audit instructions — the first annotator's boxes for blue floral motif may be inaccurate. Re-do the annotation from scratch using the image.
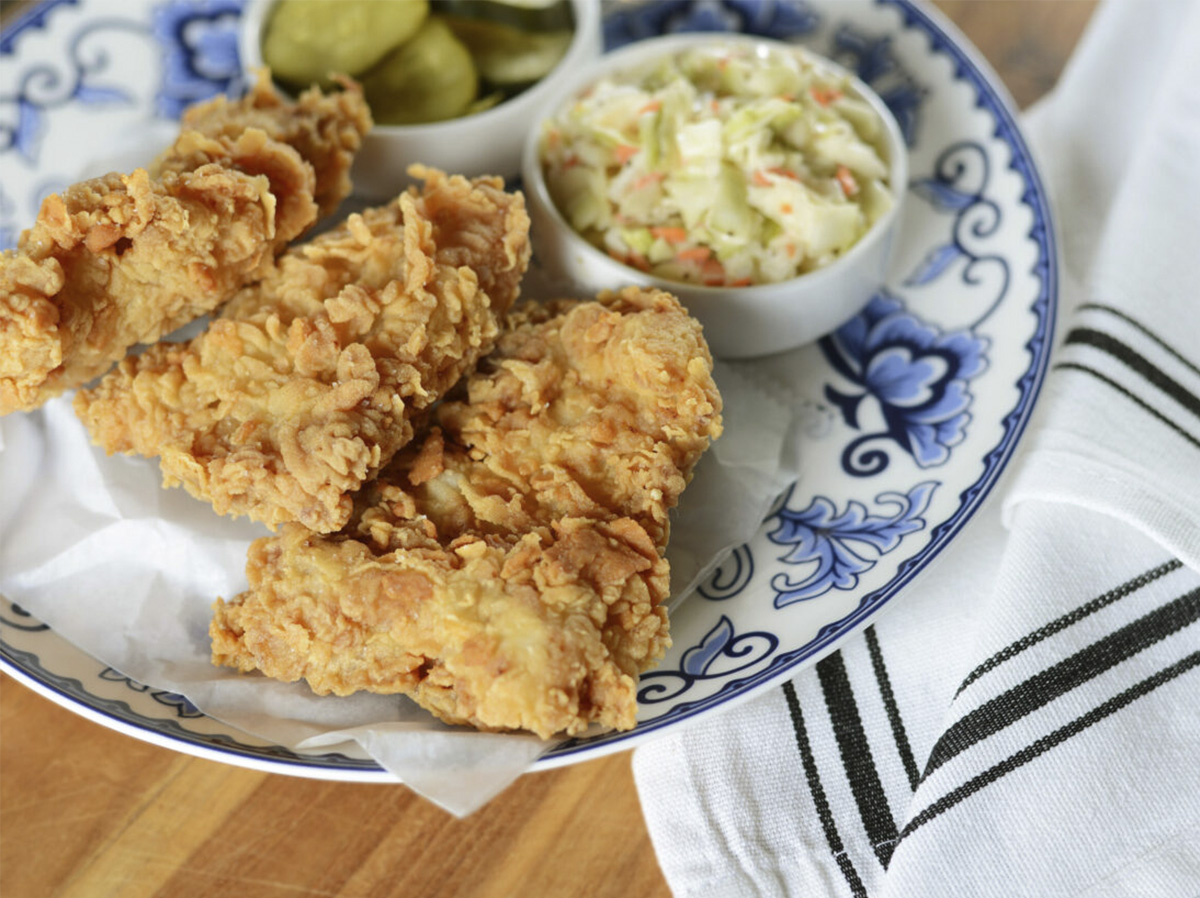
[820,292,989,476]
[153,0,246,119]
[830,24,924,146]
[637,616,778,703]
[907,141,1011,327]
[697,545,755,601]
[0,186,15,251]
[768,481,937,607]
[605,0,818,50]
[1,17,146,165]
[0,0,79,55]
[0,601,50,632]
[150,690,205,718]
[98,668,204,718]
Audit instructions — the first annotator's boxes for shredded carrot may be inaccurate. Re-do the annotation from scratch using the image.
[546,129,562,148]
[778,93,795,103]
[614,144,639,164]
[786,242,797,258]
[835,164,859,196]
[650,226,689,243]
[727,277,753,287]
[769,166,799,180]
[810,86,843,106]
[678,246,712,263]
[638,100,662,115]
[701,257,727,285]
[711,99,720,113]
[752,170,773,187]
[781,203,793,214]
[610,249,650,271]
[632,171,665,190]
[562,154,581,169]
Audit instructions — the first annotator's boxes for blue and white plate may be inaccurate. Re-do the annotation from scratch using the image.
[0,0,1055,778]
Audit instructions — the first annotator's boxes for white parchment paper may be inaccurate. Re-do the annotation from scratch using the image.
[0,358,797,815]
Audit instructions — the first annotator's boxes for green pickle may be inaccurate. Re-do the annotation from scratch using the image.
[360,17,479,125]
[263,0,429,88]
[261,0,575,125]
[444,15,571,86]
[465,91,506,116]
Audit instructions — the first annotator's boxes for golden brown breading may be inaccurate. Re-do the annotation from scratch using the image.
[76,167,531,533]
[164,71,372,217]
[210,287,723,738]
[0,76,371,416]
[0,131,314,414]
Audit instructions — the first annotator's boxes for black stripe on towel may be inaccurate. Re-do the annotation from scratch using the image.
[783,680,868,897]
[955,559,1183,696]
[817,651,899,867]
[925,585,1200,777]
[864,626,921,792]
[899,651,1200,841]
[1064,327,1200,420]
[1077,303,1200,379]
[1052,362,1200,450]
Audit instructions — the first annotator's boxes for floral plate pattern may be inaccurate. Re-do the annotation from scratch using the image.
[0,0,1054,777]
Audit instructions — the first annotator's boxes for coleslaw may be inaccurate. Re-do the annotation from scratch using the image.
[538,43,895,287]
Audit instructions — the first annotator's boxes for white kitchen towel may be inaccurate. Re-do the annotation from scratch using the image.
[632,1,1200,896]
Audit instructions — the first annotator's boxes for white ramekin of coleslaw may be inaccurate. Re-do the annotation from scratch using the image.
[521,33,908,358]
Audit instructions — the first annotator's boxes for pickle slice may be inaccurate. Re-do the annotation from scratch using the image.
[444,15,571,86]
[465,90,505,116]
[439,0,575,34]
[360,17,479,125]
[263,0,429,88]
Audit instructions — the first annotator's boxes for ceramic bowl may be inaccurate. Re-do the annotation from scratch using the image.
[240,0,602,197]
[521,32,908,359]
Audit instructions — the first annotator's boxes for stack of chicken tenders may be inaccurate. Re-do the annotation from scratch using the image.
[0,75,723,740]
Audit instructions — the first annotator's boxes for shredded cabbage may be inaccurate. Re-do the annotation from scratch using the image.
[539,44,894,287]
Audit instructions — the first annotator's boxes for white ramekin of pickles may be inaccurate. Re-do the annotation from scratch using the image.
[240,0,601,194]
[521,34,909,358]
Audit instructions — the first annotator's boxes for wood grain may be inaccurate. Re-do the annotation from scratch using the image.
[0,3,1095,896]
[934,0,1097,109]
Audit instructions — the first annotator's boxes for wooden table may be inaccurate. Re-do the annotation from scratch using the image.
[0,3,1096,896]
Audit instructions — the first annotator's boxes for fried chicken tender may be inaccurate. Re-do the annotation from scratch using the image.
[210,287,724,738]
[0,133,312,414]
[76,167,532,533]
[160,70,372,218]
[0,77,371,415]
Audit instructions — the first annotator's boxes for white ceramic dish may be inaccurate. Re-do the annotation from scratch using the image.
[0,0,1055,781]
[239,0,602,195]
[522,32,908,359]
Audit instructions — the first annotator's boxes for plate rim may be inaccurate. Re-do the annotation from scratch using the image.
[0,0,1058,778]
[546,0,1059,761]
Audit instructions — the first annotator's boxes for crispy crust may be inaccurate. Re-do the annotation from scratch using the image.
[76,168,531,532]
[211,287,723,738]
[1,75,371,415]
